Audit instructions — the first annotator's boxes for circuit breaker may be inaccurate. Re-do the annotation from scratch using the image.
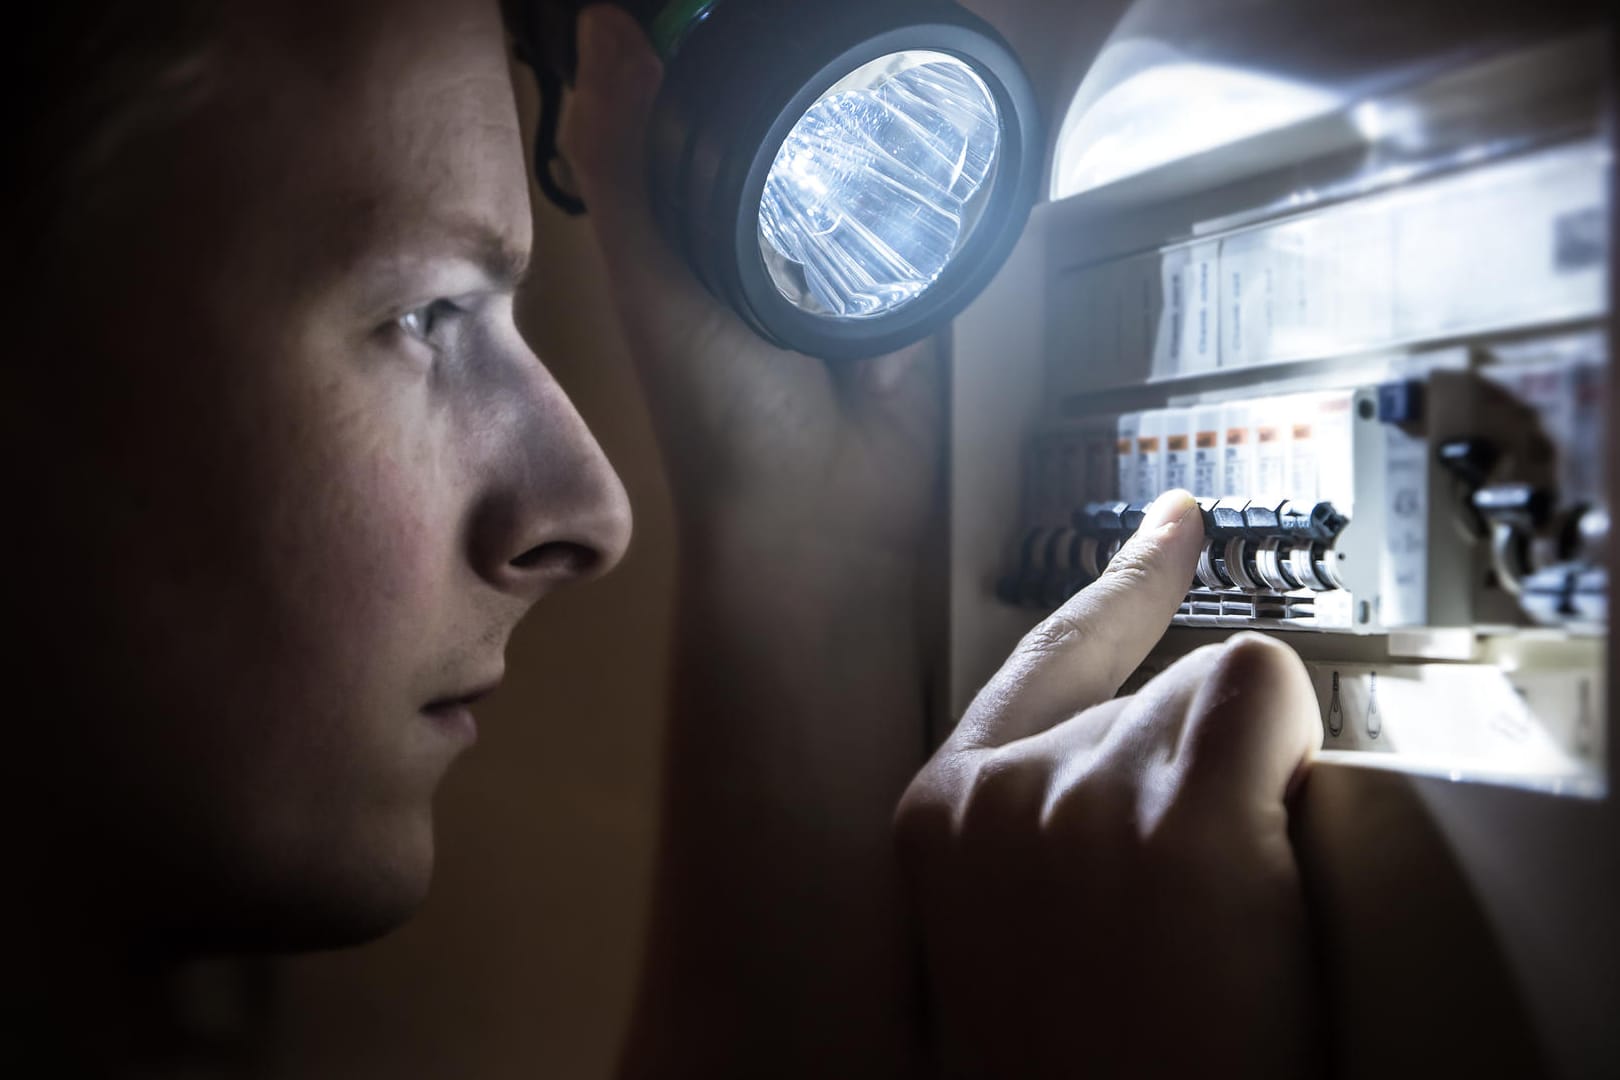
[1004,361,1608,637]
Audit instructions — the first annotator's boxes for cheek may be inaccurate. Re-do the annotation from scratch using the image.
[267,382,461,686]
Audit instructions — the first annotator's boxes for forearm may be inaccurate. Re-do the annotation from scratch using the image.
[620,522,932,1077]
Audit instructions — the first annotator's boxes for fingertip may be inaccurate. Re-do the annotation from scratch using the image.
[1103,490,1201,592]
[1146,490,1204,563]
[1142,489,1197,532]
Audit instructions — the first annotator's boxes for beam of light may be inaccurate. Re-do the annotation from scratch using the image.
[759,51,1003,319]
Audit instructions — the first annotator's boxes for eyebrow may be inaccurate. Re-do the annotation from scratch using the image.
[333,201,533,305]
[436,217,532,291]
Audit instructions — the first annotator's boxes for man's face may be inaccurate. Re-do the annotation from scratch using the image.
[12,0,631,948]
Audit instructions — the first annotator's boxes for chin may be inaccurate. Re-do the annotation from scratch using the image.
[280,835,439,952]
[277,872,434,953]
[165,815,440,955]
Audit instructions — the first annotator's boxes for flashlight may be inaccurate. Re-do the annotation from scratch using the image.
[506,0,1042,361]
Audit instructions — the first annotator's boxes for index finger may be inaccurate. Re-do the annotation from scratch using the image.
[951,490,1204,751]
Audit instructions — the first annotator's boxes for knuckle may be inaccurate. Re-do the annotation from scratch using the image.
[893,751,1041,866]
[1020,610,1085,658]
[1098,534,1172,592]
[962,750,1036,822]
[893,774,955,868]
[892,807,948,872]
[1015,596,1121,673]
[1209,632,1300,694]
[1043,752,1140,848]
[1099,551,1156,593]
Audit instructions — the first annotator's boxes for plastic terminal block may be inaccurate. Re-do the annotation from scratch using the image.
[1076,501,1129,579]
[1242,501,1285,536]
[1207,498,1249,538]
[1254,538,1305,592]
[998,526,1056,607]
[1279,500,1350,544]
[1196,540,1235,590]
[1078,501,1130,535]
[1306,543,1346,592]
[1223,538,1264,592]
[1002,497,1353,613]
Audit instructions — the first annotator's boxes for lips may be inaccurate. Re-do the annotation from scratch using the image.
[424,681,499,713]
[422,675,502,743]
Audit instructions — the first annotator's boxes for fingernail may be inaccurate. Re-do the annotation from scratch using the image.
[1141,489,1196,533]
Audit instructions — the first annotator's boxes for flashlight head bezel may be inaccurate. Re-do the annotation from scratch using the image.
[649,1,1043,360]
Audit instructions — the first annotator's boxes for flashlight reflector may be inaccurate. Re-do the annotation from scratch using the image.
[758,51,1002,319]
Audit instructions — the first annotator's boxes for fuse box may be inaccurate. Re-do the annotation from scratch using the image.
[951,30,1611,796]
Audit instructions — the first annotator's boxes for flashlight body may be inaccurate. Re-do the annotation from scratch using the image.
[645,0,1042,358]
[507,0,1043,360]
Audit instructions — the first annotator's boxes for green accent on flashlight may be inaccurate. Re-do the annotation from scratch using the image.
[648,0,720,58]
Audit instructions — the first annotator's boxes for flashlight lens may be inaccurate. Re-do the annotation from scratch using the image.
[759,51,1002,320]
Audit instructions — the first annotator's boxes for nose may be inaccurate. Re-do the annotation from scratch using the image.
[467,353,632,602]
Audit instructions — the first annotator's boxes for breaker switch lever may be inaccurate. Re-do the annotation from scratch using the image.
[1278,501,1350,543]
[1437,439,1500,492]
[1207,498,1249,539]
[1473,484,1554,597]
[1473,484,1554,529]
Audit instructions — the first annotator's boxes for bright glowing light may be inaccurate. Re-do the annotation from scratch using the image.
[758,51,1002,319]
[1052,58,1340,199]
[1350,99,1428,148]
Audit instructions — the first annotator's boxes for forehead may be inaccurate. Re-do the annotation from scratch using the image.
[222,0,531,278]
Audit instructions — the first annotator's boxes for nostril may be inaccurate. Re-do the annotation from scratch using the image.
[510,540,599,578]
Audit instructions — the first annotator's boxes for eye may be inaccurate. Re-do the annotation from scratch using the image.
[397,298,465,343]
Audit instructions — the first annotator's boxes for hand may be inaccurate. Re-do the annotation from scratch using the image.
[558,4,942,558]
[895,491,1323,1078]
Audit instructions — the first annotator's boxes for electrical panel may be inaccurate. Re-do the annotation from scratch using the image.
[952,30,1611,796]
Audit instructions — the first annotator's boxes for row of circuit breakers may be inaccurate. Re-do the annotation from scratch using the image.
[1001,343,1609,635]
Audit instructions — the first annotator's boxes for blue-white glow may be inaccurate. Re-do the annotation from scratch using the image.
[1052,59,1340,199]
[759,52,1001,320]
